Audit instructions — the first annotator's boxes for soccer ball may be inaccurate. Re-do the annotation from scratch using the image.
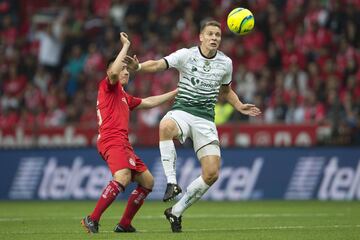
[227,7,255,35]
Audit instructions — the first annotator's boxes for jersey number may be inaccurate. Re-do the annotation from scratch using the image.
[96,101,102,126]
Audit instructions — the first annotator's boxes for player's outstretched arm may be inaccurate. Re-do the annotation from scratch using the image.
[123,55,167,73]
[136,89,178,109]
[219,85,261,117]
[107,32,130,84]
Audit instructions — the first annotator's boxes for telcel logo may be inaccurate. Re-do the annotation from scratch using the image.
[178,158,263,200]
[38,158,111,199]
[318,158,360,200]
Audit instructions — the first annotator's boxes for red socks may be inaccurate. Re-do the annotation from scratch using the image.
[89,182,151,227]
[90,180,124,222]
[119,185,151,227]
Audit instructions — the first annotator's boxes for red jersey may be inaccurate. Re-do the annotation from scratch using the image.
[96,77,141,153]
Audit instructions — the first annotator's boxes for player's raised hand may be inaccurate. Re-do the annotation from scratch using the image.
[120,32,130,46]
[123,55,139,71]
[238,104,261,116]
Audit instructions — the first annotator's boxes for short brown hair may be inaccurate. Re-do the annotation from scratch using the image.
[200,20,221,33]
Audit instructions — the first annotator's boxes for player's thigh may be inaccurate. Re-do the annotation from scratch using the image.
[161,110,191,143]
[159,118,179,139]
[113,168,132,187]
[133,169,154,190]
[191,118,219,153]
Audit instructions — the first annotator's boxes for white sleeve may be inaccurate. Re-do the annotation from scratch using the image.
[222,58,233,85]
[33,31,44,41]
[164,48,189,69]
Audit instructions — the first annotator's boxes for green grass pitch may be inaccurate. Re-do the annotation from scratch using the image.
[0,201,359,240]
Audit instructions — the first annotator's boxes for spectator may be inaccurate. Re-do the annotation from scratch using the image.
[31,10,67,76]
[0,0,358,146]
[1,64,27,111]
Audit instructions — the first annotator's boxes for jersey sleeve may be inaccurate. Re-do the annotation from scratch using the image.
[164,48,189,69]
[125,92,142,110]
[222,58,233,85]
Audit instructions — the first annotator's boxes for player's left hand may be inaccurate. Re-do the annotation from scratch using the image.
[123,55,139,71]
[238,104,261,116]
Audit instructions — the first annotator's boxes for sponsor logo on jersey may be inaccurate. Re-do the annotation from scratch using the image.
[200,81,217,88]
[190,77,200,86]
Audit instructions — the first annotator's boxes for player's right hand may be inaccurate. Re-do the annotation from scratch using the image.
[123,55,139,71]
[120,32,130,46]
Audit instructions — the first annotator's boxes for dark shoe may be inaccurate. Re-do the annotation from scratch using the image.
[81,216,99,234]
[114,223,136,233]
[163,183,182,202]
[164,207,182,232]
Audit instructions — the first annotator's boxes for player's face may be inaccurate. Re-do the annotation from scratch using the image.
[106,63,129,85]
[119,64,129,85]
[200,25,222,51]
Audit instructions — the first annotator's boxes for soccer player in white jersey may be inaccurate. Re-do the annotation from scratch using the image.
[124,20,261,232]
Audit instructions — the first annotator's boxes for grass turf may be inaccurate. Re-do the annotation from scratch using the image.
[0,201,359,240]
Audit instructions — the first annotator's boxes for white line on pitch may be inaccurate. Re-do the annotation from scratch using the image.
[1,224,359,235]
[0,213,347,222]
[98,224,360,233]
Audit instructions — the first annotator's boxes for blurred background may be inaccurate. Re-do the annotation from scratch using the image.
[0,0,359,201]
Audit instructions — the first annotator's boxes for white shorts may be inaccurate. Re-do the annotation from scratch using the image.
[162,110,219,153]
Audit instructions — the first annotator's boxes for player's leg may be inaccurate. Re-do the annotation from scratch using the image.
[164,117,220,232]
[159,112,187,201]
[114,170,154,233]
[82,148,132,234]
[164,150,220,232]
[172,147,220,213]
[82,168,131,234]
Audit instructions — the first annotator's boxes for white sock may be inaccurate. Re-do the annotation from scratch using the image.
[172,176,210,217]
[159,140,177,184]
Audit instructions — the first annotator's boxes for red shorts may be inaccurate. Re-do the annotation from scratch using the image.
[99,145,147,176]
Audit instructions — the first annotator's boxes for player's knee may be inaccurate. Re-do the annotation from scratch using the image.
[143,175,154,190]
[159,119,178,139]
[202,169,219,185]
[136,171,154,190]
[113,170,131,187]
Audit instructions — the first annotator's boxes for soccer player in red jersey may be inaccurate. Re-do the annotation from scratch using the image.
[81,32,178,234]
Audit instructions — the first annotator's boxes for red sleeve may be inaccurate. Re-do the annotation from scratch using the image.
[125,92,142,110]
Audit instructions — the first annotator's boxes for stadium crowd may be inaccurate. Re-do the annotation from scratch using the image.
[0,0,359,145]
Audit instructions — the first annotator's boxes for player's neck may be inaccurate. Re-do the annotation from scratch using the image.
[199,45,217,59]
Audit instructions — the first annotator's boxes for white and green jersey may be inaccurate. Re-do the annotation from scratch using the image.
[164,46,233,122]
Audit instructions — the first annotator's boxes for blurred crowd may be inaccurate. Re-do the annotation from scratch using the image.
[0,0,359,145]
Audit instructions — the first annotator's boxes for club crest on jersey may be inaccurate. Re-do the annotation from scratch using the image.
[129,157,135,166]
[121,97,127,104]
[203,60,211,72]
